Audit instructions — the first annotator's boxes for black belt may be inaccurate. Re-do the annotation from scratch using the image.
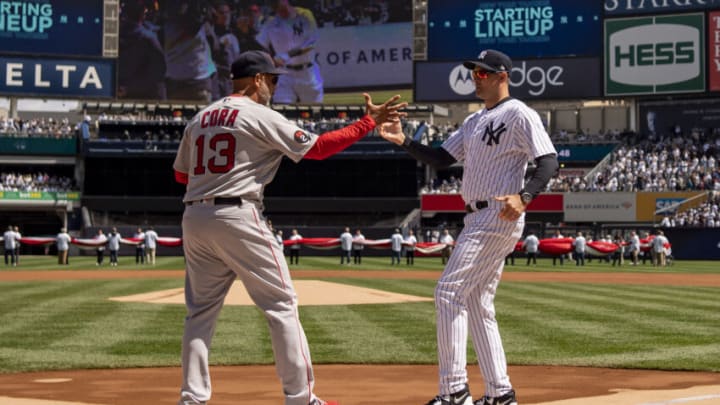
[465,200,489,213]
[285,62,313,71]
[185,197,243,207]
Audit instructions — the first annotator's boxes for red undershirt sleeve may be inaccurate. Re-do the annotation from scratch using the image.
[303,115,377,160]
[174,170,188,185]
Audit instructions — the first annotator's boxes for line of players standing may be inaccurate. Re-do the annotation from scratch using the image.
[92,227,160,266]
[273,226,456,266]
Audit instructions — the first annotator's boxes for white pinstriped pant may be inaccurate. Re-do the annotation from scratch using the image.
[179,203,317,405]
[435,208,524,398]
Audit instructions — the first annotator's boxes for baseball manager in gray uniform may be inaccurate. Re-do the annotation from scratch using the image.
[173,50,406,405]
[379,49,558,405]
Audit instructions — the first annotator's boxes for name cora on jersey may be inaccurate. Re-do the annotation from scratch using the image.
[200,106,240,129]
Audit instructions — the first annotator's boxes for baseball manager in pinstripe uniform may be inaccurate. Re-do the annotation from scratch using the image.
[380,49,558,405]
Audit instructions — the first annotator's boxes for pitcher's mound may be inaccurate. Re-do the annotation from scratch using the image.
[109,280,432,306]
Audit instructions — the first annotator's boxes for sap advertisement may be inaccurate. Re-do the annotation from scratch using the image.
[0,56,115,98]
[0,0,105,57]
[604,0,720,16]
[427,0,602,60]
[605,13,705,96]
[414,58,601,102]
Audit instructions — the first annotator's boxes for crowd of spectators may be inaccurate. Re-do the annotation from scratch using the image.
[420,176,462,194]
[0,172,76,192]
[549,128,626,143]
[547,136,720,192]
[0,117,76,139]
[660,192,720,227]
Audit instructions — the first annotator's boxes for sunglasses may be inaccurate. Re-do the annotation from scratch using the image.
[258,73,279,85]
[472,69,501,79]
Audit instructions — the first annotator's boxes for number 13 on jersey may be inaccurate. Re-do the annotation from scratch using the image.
[193,133,236,175]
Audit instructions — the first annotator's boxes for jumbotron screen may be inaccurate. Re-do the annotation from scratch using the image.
[427,0,602,60]
[0,0,105,57]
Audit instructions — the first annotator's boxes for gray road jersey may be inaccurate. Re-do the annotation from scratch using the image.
[442,98,556,202]
[174,96,318,205]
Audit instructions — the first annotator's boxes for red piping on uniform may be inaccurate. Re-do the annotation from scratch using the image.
[251,207,312,401]
[174,170,188,184]
[251,208,286,290]
[303,115,376,160]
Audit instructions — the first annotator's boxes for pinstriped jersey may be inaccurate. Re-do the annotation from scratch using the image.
[173,96,318,204]
[442,98,556,203]
[255,8,318,65]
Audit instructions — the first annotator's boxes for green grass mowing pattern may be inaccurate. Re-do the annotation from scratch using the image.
[5,255,720,274]
[322,89,413,105]
[1,258,719,372]
[4,255,188,271]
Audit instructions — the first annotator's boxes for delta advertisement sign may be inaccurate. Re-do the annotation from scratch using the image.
[0,56,115,97]
[414,57,601,102]
[605,13,705,96]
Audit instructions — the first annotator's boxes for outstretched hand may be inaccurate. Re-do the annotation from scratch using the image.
[378,120,405,145]
[364,93,408,125]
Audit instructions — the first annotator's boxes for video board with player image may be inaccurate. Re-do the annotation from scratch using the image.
[117,0,412,103]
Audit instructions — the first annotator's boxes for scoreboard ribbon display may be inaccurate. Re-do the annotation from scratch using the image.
[427,0,602,60]
[0,0,105,57]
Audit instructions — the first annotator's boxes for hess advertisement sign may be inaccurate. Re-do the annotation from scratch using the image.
[414,57,601,102]
[605,13,705,96]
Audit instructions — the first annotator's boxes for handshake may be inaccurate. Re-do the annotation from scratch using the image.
[362,93,407,146]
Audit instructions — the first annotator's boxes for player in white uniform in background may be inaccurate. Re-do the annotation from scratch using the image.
[107,227,122,267]
[4,226,17,266]
[405,229,418,265]
[652,230,669,267]
[390,228,404,266]
[572,232,587,266]
[134,227,146,265]
[379,49,558,405]
[56,228,71,265]
[289,228,303,264]
[522,231,539,266]
[628,231,640,266]
[13,226,21,265]
[172,50,406,405]
[352,229,365,264]
[439,229,454,265]
[339,227,353,265]
[256,0,323,103]
[144,226,159,265]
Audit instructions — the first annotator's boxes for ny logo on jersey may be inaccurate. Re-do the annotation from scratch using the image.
[293,21,304,36]
[481,121,507,146]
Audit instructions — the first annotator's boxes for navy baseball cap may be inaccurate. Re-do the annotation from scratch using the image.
[231,50,288,79]
[463,49,512,73]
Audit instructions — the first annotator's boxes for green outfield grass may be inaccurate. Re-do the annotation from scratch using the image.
[0,256,718,373]
[6,254,720,274]
[323,89,413,105]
